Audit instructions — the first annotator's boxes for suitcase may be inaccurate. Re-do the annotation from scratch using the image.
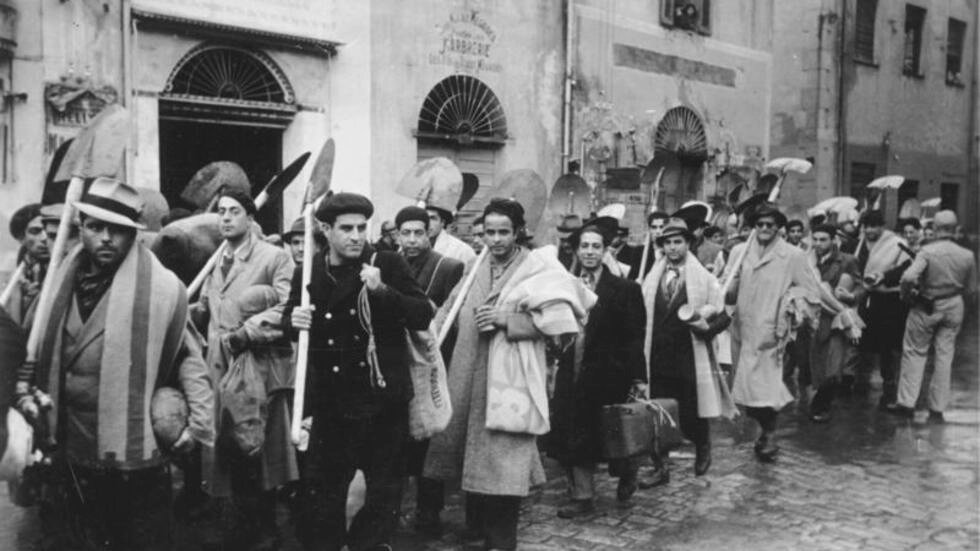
[600,398,682,459]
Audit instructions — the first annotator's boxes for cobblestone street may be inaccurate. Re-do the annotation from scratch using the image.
[2,316,977,551]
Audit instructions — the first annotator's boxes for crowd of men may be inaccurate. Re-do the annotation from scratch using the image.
[0,173,976,551]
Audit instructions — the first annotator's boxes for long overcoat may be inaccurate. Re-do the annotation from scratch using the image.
[194,235,296,495]
[424,248,549,496]
[728,237,820,409]
[550,267,646,467]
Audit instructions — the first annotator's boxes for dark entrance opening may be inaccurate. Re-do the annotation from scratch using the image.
[158,120,283,234]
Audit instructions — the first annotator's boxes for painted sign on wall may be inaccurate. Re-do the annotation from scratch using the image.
[429,9,502,74]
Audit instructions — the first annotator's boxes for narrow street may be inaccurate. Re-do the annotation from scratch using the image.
[1,313,977,551]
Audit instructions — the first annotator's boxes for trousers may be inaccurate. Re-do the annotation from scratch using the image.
[39,463,172,551]
[297,404,408,551]
[897,296,964,412]
[858,292,907,401]
[465,493,521,550]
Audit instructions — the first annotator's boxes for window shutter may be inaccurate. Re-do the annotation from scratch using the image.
[661,0,676,27]
[854,0,877,62]
[696,0,712,36]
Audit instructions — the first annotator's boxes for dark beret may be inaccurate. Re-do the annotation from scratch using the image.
[395,206,430,229]
[897,217,921,230]
[9,203,42,240]
[810,223,838,237]
[218,190,257,216]
[315,192,374,224]
[786,219,805,231]
[861,210,885,227]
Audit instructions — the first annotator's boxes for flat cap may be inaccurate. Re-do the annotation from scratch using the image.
[934,210,958,227]
[315,192,374,223]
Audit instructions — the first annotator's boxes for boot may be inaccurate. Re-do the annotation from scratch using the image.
[753,432,779,463]
[638,454,670,489]
[694,443,712,476]
[557,499,595,519]
[616,473,638,502]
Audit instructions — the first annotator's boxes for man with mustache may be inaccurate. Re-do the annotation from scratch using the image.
[21,178,214,550]
[286,193,432,551]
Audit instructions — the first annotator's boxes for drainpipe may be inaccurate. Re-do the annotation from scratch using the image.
[122,0,134,185]
[969,1,979,235]
[836,0,847,197]
[561,0,575,173]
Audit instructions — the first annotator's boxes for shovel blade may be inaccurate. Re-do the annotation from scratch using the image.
[548,173,591,219]
[457,173,480,211]
[54,104,131,182]
[867,175,905,190]
[308,139,336,201]
[765,157,813,174]
[395,157,463,208]
[495,169,548,234]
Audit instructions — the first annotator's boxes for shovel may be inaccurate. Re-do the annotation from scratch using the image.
[719,157,812,300]
[635,152,679,283]
[22,105,130,434]
[291,139,336,446]
[180,161,250,211]
[2,138,77,306]
[186,152,312,297]
[457,173,480,212]
[855,174,905,254]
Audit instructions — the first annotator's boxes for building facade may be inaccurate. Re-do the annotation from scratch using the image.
[0,0,564,272]
[771,0,979,228]
[567,0,775,242]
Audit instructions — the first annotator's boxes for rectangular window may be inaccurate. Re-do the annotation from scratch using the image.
[903,4,926,77]
[946,18,966,85]
[854,0,878,63]
[660,0,712,36]
[940,182,959,213]
[850,162,876,200]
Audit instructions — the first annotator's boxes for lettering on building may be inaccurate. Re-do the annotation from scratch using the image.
[429,9,502,74]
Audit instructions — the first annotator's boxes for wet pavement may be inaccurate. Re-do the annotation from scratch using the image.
[2,314,977,550]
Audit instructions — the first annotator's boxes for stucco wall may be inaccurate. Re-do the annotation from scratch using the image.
[367,0,564,237]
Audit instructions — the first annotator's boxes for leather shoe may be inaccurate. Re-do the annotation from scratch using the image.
[754,434,779,463]
[810,411,831,423]
[888,405,914,419]
[637,467,670,489]
[928,410,945,424]
[557,499,595,519]
[616,476,638,502]
[694,444,712,476]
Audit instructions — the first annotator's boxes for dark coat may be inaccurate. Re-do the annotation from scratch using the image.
[283,249,432,415]
[550,267,646,467]
[622,243,658,282]
[405,249,464,309]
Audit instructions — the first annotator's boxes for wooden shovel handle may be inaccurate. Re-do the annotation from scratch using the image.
[25,177,84,362]
[0,262,26,307]
[290,203,316,446]
[437,245,488,347]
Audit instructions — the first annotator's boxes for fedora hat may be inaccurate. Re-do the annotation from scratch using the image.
[656,217,693,246]
[74,177,146,229]
[745,202,788,228]
[282,216,305,240]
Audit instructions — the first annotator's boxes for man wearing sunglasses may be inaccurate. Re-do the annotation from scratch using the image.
[726,203,820,462]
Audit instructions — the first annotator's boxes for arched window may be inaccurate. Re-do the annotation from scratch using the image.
[417,75,508,145]
[161,44,296,127]
[654,106,707,159]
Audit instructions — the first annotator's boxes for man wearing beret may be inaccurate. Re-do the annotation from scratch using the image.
[427,204,476,265]
[3,203,49,327]
[726,203,820,462]
[286,192,433,551]
[21,177,214,550]
[393,205,464,536]
[191,189,296,549]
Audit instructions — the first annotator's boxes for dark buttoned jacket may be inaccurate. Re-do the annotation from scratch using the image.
[404,249,464,309]
[284,248,432,414]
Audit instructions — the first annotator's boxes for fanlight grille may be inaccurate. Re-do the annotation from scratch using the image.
[654,106,707,158]
[165,46,293,104]
[418,75,508,144]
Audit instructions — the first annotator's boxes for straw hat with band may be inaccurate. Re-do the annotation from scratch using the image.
[74,177,146,230]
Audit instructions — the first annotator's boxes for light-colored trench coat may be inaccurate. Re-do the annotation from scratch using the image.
[193,235,296,495]
[728,237,820,409]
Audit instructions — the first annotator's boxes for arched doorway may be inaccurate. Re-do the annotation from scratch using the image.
[415,74,508,237]
[158,44,297,233]
[653,106,708,212]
